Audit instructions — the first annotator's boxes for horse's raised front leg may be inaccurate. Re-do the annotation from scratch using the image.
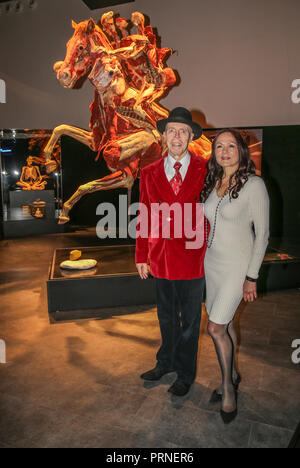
[44,124,96,173]
[58,170,134,224]
[58,128,161,224]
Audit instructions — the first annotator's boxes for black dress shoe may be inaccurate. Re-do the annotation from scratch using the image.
[168,379,191,396]
[140,365,170,381]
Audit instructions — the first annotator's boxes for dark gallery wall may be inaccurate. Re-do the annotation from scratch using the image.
[262,125,300,239]
[0,0,300,129]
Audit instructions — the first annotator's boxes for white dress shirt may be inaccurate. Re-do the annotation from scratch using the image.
[164,151,191,182]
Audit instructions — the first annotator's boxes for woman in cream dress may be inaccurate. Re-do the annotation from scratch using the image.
[200,129,269,424]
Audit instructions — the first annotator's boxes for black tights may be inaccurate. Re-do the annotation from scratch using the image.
[207,319,238,412]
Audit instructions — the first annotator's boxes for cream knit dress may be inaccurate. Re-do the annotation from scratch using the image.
[204,175,269,325]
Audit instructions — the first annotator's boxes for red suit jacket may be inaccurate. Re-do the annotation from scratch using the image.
[135,152,207,280]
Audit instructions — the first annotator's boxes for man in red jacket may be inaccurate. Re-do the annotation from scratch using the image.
[135,107,207,396]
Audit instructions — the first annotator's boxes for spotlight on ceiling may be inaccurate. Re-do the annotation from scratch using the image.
[0,1,37,14]
[81,0,135,10]
[15,2,24,13]
[4,3,13,14]
[28,0,37,9]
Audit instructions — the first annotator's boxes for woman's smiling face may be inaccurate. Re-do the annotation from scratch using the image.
[215,132,240,171]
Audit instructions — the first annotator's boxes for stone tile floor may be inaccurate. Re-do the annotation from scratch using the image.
[0,231,299,448]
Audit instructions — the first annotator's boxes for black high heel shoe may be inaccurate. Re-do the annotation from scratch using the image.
[220,390,238,424]
[209,374,241,403]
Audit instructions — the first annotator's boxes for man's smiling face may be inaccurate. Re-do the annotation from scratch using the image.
[164,122,194,160]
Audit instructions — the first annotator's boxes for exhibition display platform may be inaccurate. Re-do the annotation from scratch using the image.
[9,190,56,217]
[47,243,300,323]
[47,244,155,322]
[2,190,64,238]
[259,247,300,292]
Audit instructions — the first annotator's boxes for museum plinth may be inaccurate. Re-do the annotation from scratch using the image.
[47,244,155,322]
[2,190,64,238]
[47,244,300,323]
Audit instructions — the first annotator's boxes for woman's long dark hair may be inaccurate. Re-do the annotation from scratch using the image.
[200,128,256,202]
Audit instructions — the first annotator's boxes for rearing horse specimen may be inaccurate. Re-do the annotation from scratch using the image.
[44,11,211,224]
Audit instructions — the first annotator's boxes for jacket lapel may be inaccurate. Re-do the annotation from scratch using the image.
[151,155,177,204]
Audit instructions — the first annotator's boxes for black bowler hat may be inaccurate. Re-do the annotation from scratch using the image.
[156,107,202,140]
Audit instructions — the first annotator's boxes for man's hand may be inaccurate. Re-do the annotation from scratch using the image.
[136,263,148,279]
[243,279,257,302]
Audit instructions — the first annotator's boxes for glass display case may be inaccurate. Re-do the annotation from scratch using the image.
[0,129,62,237]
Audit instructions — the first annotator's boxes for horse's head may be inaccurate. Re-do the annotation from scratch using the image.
[54,18,112,88]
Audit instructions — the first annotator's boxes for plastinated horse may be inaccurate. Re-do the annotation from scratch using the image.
[44,12,211,224]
